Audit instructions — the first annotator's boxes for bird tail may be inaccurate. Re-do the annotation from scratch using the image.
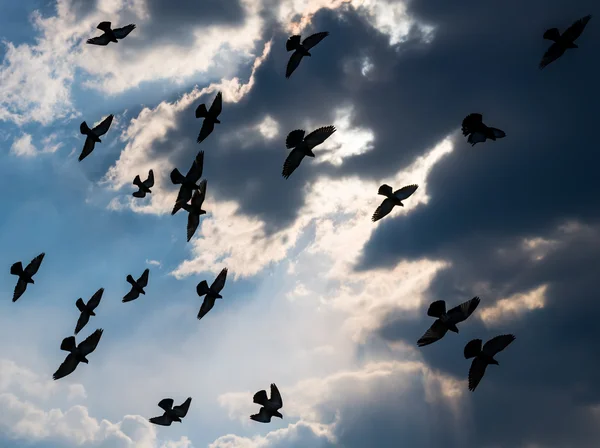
[76,298,87,312]
[195,104,208,119]
[10,262,23,276]
[463,339,482,359]
[196,280,210,296]
[80,122,91,135]
[60,336,77,352]
[253,390,268,406]
[377,184,394,197]
[543,28,561,42]
[170,168,186,185]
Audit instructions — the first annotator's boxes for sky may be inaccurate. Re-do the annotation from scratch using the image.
[0,0,599,447]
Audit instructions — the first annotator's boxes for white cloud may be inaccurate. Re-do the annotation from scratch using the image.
[10,134,38,157]
[479,284,548,325]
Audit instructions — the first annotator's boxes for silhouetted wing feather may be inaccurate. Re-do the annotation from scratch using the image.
[302,31,329,50]
[286,52,304,78]
[210,268,228,293]
[78,328,103,356]
[372,198,395,222]
[489,128,506,139]
[482,334,516,356]
[113,24,136,39]
[87,288,104,310]
[53,353,79,380]
[92,114,114,136]
[270,384,282,408]
[208,92,222,117]
[173,397,192,417]
[144,170,154,188]
[417,319,448,347]
[187,213,200,242]
[149,414,172,426]
[191,179,207,207]
[12,278,27,302]
[250,407,271,423]
[562,14,592,42]
[158,398,174,411]
[304,125,336,148]
[79,137,96,161]
[427,300,446,318]
[197,120,215,144]
[24,253,45,276]
[393,184,418,201]
[539,43,566,69]
[447,296,480,324]
[197,296,216,320]
[467,131,487,146]
[468,357,488,391]
[282,148,305,179]
[187,151,204,181]
[75,312,90,335]
[137,269,149,288]
[285,129,305,149]
[122,288,140,302]
[86,35,111,46]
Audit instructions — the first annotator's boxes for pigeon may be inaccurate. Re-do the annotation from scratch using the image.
[181,179,207,242]
[417,296,481,347]
[10,253,45,302]
[149,397,192,426]
[53,329,103,380]
[461,113,506,146]
[196,267,227,320]
[285,32,329,78]
[250,383,283,423]
[74,288,104,335]
[464,334,516,391]
[86,22,136,46]
[372,184,418,222]
[79,114,114,161]
[171,151,204,215]
[540,15,592,69]
[282,126,336,179]
[196,92,222,144]
[122,268,150,302]
[132,170,154,198]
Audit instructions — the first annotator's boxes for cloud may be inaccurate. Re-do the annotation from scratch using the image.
[10,133,64,157]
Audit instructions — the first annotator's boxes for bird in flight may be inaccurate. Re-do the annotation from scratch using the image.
[282,125,336,179]
[461,113,506,146]
[74,288,104,335]
[171,151,204,215]
[149,397,192,426]
[285,32,329,78]
[86,22,136,46]
[250,383,284,423]
[122,268,150,302]
[181,179,207,242]
[132,170,154,198]
[196,92,222,144]
[464,334,516,391]
[540,15,592,69]
[53,329,103,380]
[417,296,481,347]
[196,267,228,320]
[372,184,418,222]
[79,114,114,162]
[10,252,45,302]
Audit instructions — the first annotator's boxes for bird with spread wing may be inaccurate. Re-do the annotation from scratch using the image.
[285,32,329,78]
[149,397,192,426]
[10,253,45,302]
[53,329,103,380]
[250,383,284,423]
[132,170,154,198]
[417,296,481,347]
[79,114,114,161]
[464,334,516,391]
[181,179,207,242]
[74,288,104,335]
[123,269,150,303]
[540,15,592,69]
[282,126,336,179]
[86,22,136,46]
[461,113,506,146]
[196,92,222,144]
[171,151,205,215]
[372,184,418,222]
[196,268,228,320]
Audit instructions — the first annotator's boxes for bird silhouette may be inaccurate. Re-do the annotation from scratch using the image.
[149,397,192,426]
[282,126,336,179]
[285,32,329,78]
[181,179,207,242]
[250,383,283,423]
[196,267,228,320]
[132,170,154,198]
[464,334,516,391]
[461,113,506,146]
[417,296,481,347]
[74,288,104,335]
[196,92,222,144]
[86,22,136,46]
[123,269,150,302]
[171,151,204,215]
[53,329,103,380]
[372,184,418,222]
[79,114,114,161]
[540,15,592,69]
[10,253,45,302]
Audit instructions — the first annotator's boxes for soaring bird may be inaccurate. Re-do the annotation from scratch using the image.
[132,170,154,198]
[461,113,506,146]
[196,267,227,320]
[149,397,192,426]
[196,92,222,144]
[86,22,136,46]
[122,269,150,302]
[282,126,336,179]
[74,288,104,335]
[540,15,592,69]
[181,180,207,242]
[250,383,283,423]
[79,114,114,161]
[285,32,329,78]
[464,334,516,391]
[417,296,481,347]
[171,151,204,215]
[10,253,45,302]
[53,329,103,381]
[372,184,418,222]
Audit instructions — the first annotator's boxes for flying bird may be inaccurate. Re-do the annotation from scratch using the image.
[181,179,207,242]
[79,114,114,161]
[282,126,336,179]
[417,296,481,347]
[74,288,104,335]
[464,334,516,391]
[170,151,204,215]
[285,32,329,78]
[132,170,154,198]
[122,269,150,302]
[53,329,103,381]
[149,397,192,426]
[461,113,506,146]
[540,15,592,69]
[10,253,45,302]
[196,92,222,144]
[372,184,418,222]
[250,383,283,423]
[196,267,227,320]
[86,22,136,46]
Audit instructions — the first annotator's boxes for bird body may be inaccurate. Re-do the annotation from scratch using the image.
[196,268,228,320]
[149,397,192,426]
[75,288,104,335]
[123,269,150,302]
[133,170,154,198]
[282,126,336,179]
[10,253,45,302]
[250,383,283,423]
[417,296,481,347]
[53,329,103,380]
[87,22,136,46]
[461,113,505,146]
[79,115,114,161]
[464,334,516,391]
[372,184,418,222]
[285,32,329,78]
[196,92,222,144]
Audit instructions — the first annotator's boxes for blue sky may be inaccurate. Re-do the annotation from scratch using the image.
[0,0,599,447]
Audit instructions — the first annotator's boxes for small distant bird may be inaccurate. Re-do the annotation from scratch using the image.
[171,151,204,215]
[417,296,481,347]
[10,253,45,302]
[250,383,283,423]
[123,269,150,302]
[285,32,329,78]
[464,334,516,391]
[461,113,506,146]
[86,22,136,46]
[74,288,104,335]
[53,329,103,381]
[372,184,418,222]
[79,114,114,161]
[196,92,222,144]
[282,126,336,179]
[149,397,192,426]
[132,170,154,198]
[182,179,207,242]
[196,267,227,320]
[540,15,592,69]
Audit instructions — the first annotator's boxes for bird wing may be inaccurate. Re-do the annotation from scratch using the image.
[79,137,96,161]
[269,383,283,408]
[377,184,393,196]
[191,179,207,207]
[427,300,446,318]
[371,198,395,222]
[186,151,204,182]
[172,186,192,215]
[282,148,306,179]
[210,267,228,293]
[197,296,216,320]
[149,414,172,426]
[87,288,104,310]
[539,43,566,69]
[250,407,271,423]
[173,397,192,417]
[112,24,136,39]
[393,184,418,201]
[78,328,103,356]
[417,319,449,347]
[137,269,150,288]
[12,278,28,302]
[447,296,480,324]
[86,34,111,46]
[482,334,516,357]
[286,35,301,51]
[92,114,114,136]
[302,31,329,50]
[461,113,483,135]
[285,51,304,78]
[187,212,200,242]
[468,357,488,391]
[122,288,140,302]
[143,170,154,188]
[53,353,79,380]
[24,253,45,276]
[74,312,90,335]
[285,129,306,149]
[197,119,215,144]
[562,14,592,42]
[158,398,174,411]
[208,92,223,117]
[467,131,487,146]
[304,125,336,149]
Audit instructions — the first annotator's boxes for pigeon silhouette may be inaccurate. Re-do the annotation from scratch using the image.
[196,267,227,320]
[417,296,481,347]
[74,288,104,335]
[149,397,192,426]
[282,126,336,179]
[171,151,204,215]
[285,32,329,78]
[10,252,45,302]
[464,334,516,391]
[372,184,418,222]
[196,92,222,144]
[250,383,283,423]
[461,113,506,146]
[132,170,154,198]
[79,114,114,161]
[53,329,103,380]
[540,15,592,69]
[86,22,136,46]
[123,269,150,302]
[181,179,207,242]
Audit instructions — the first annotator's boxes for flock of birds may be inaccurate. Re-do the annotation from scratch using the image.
[7,11,592,429]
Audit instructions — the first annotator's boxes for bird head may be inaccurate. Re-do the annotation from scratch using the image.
[274,411,283,419]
